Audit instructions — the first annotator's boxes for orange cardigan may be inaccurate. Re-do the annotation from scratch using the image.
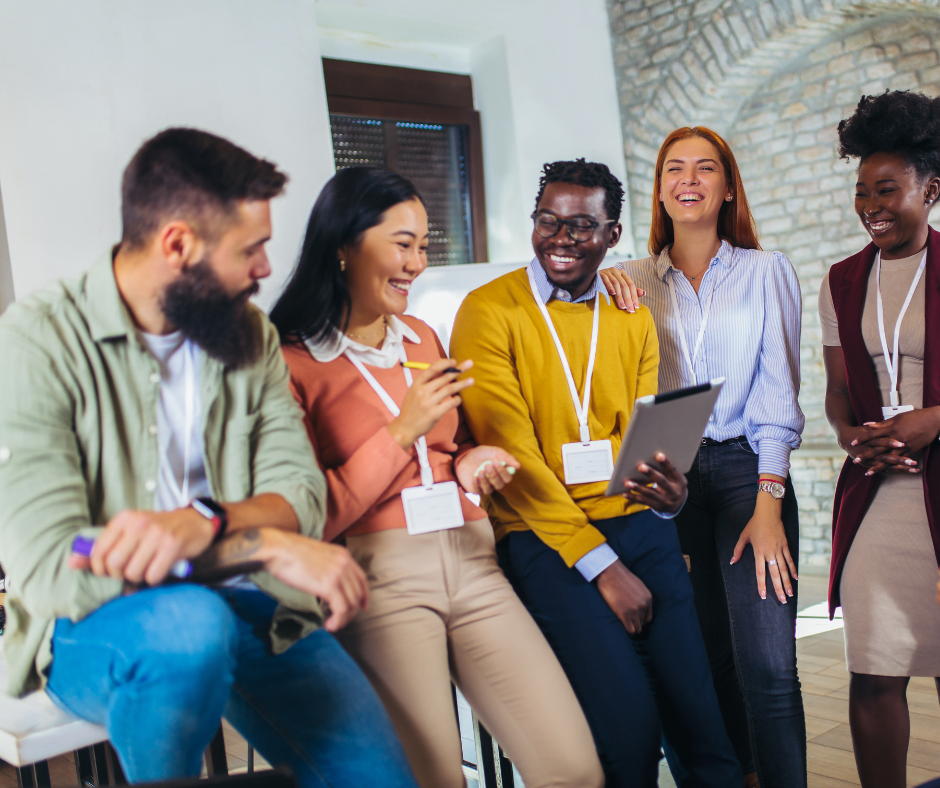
[283,316,485,542]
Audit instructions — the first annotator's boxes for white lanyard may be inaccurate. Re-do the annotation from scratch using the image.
[526,266,600,443]
[876,249,928,408]
[160,341,197,507]
[666,265,721,383]
[346,347,434,488]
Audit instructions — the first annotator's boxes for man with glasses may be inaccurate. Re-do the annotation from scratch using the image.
[450,159,741,787]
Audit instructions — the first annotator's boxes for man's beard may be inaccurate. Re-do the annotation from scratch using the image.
[161,260,262,369]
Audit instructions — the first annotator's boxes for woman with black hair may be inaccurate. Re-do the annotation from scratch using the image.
[269,167,602,788]
[820,90,940,788]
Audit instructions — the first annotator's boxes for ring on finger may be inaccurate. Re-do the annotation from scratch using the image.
[767,559,777,566]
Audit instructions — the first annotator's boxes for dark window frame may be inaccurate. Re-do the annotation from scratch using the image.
[323,58,488,263]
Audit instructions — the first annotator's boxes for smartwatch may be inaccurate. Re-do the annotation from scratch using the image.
[191,497,229,543]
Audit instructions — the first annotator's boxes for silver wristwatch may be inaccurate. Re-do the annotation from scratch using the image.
[757,480,785,500]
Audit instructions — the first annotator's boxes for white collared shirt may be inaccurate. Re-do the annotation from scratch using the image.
[305,315,422,368]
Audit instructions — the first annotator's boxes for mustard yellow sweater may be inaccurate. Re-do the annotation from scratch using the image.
[451,268,660,568]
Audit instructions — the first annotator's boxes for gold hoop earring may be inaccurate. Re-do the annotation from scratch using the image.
[339,259,346,272]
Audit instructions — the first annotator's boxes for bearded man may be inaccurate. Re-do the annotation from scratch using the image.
[0,128,417,788]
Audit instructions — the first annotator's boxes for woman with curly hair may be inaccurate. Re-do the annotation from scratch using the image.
[818,90,940,788]
[600,127,805,788]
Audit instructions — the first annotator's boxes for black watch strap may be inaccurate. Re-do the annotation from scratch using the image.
[192,497,229,543]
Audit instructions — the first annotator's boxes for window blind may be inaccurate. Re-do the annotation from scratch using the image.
[330,115,473,266]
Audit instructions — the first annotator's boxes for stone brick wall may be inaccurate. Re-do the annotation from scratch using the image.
[605,0,940,572]
[732,15,940,569]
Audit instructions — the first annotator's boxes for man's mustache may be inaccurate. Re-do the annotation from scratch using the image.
[238,281,260,303]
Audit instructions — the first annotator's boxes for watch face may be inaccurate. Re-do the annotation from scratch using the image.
[759,481,785,499]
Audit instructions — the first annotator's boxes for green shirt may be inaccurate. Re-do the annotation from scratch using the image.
[0,254,327,696]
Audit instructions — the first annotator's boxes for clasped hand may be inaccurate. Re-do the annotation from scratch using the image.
[843,407,940,476]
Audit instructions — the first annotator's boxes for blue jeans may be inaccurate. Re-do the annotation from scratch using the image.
[673,440,805,788]
[45,585,417,787]
[496,509,741,788]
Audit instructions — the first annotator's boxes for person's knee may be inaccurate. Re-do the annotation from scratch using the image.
[131,586,238,682]
[740,648,799,699]
[851,673,908,705]
[520,716,605,788]
[550,752,604,788]
[590,707,660,778]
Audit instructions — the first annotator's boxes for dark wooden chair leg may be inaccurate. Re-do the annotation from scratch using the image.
[15,765,34,788]
[75,747,97,788]
[15,762,50,788]
[105,744,126,786]
[32,761,51,788]
[204,725,228,776]
[91,743,110,787]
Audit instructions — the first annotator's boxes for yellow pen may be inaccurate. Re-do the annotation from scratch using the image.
[401,361,461,374]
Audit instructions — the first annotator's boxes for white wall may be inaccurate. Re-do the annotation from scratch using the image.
[0,0,631,308]
[317,0,634,263]
[0,0,336,309]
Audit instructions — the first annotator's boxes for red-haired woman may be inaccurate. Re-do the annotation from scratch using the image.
[601,127,805,788]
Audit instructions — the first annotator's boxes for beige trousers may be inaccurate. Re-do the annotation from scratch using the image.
[338,519,603,788]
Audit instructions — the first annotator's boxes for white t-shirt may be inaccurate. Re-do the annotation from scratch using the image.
[140,331,210,512]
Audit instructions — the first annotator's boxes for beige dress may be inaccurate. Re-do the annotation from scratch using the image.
[819,250,940,676]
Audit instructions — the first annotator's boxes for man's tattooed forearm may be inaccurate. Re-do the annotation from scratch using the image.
[192,528,264,574]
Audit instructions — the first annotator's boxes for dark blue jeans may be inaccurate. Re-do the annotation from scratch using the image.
[674,440,805,788]
[46,585,417,787]
[496,509,741,788]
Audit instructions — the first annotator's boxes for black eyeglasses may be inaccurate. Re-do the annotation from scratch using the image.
[531,212,616,242]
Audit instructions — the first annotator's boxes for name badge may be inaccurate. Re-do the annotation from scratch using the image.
[882,404,915,419]
[561,440,614,485]
[401,481,466,535]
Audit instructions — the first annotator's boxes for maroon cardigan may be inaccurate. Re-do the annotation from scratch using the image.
[827,226,940,617]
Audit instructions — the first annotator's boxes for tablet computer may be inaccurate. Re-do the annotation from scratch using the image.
[604,378,725,497]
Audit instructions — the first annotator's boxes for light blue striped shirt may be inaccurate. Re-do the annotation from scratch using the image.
[616,241,804,477]
[528,258,678,583]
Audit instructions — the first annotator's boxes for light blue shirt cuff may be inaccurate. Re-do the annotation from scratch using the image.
[575,543,619,582]
[755,439,792,477]
[652,488,688,520]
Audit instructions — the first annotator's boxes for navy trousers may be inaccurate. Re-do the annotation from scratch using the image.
[496,509,741,788]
